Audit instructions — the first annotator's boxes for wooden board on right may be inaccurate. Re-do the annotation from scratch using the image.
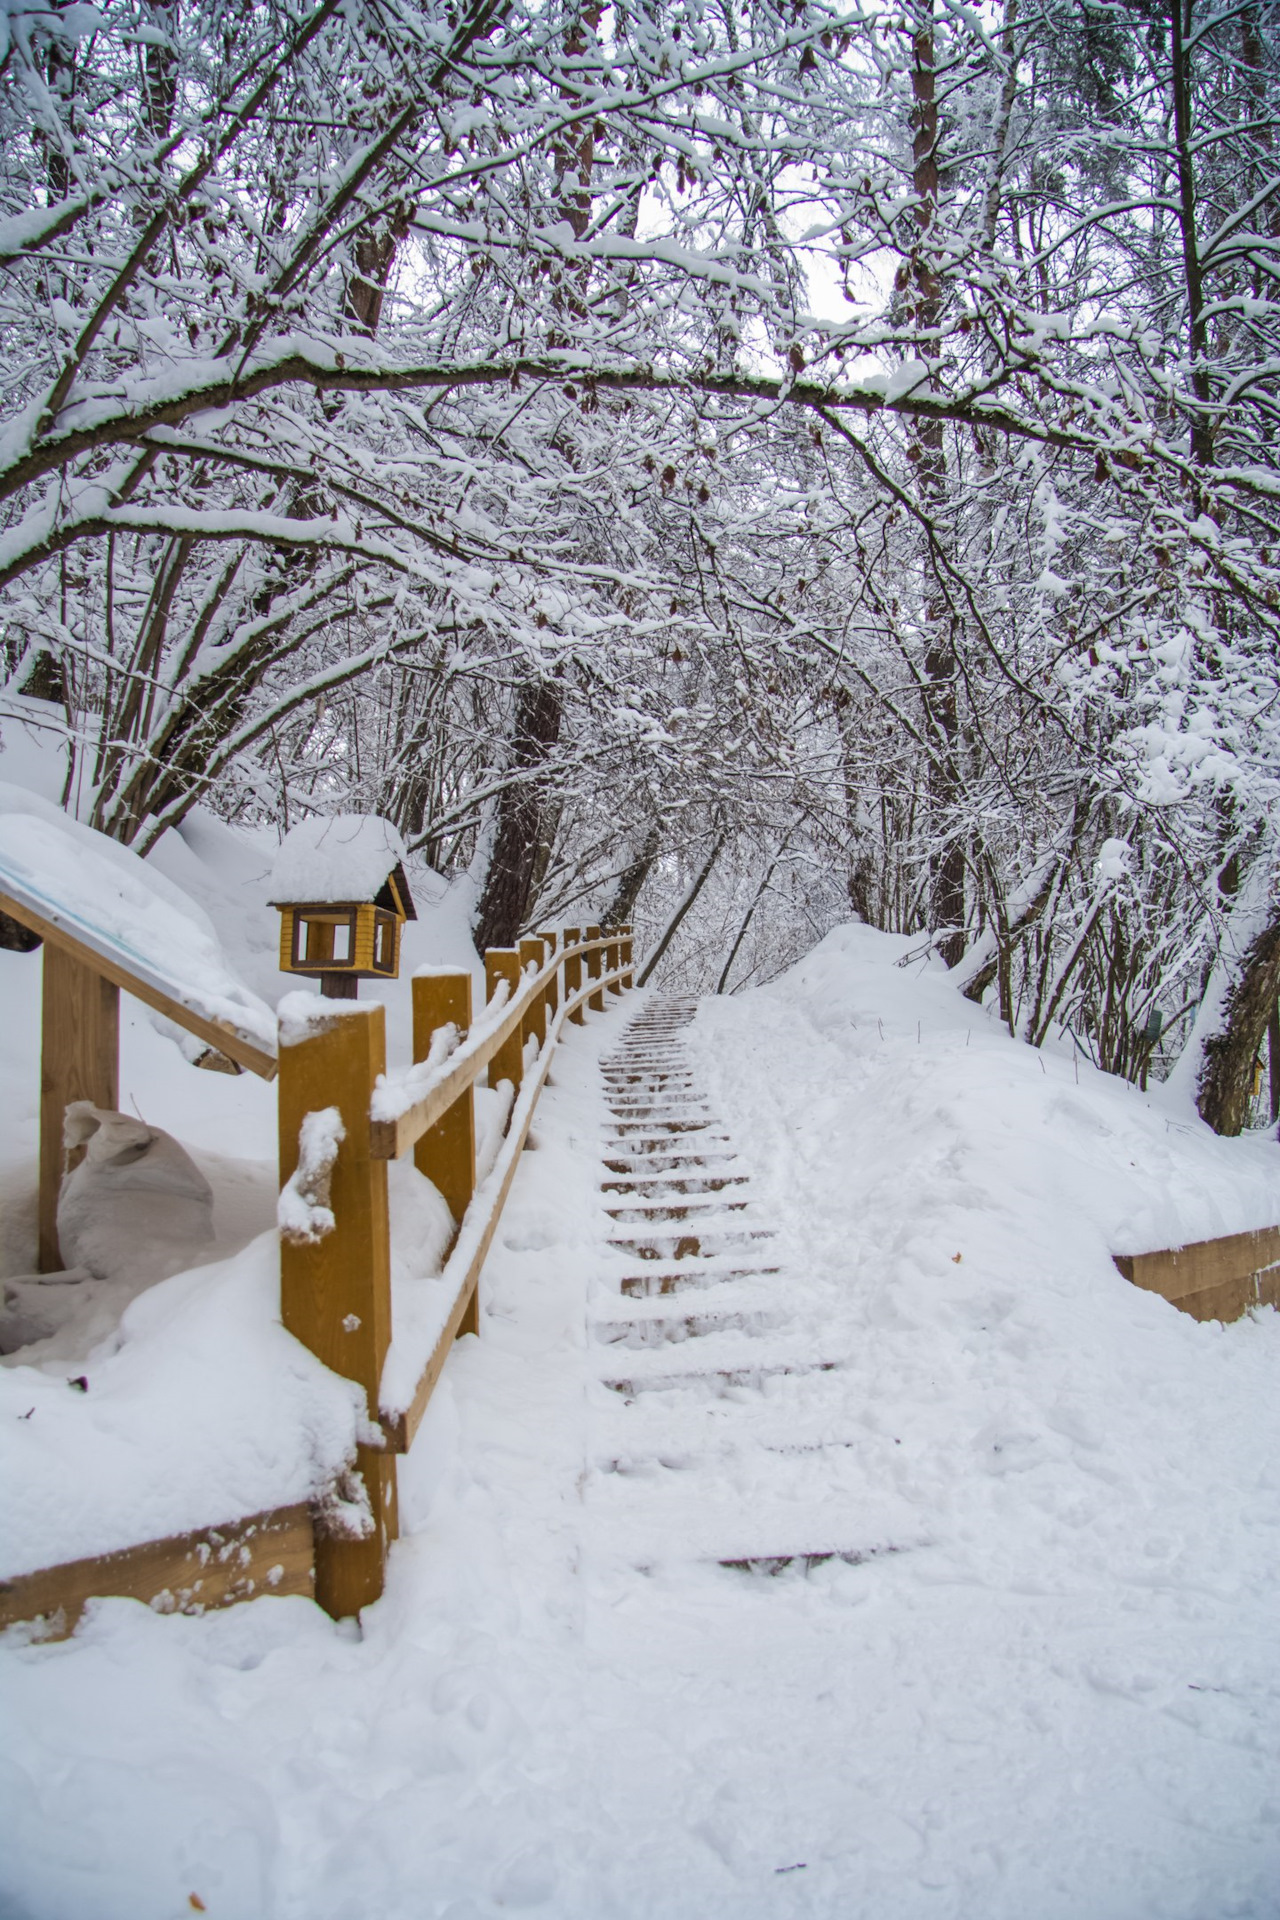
[1114,1225,1280,1323]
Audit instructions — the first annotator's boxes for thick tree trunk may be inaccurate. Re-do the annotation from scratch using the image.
[1196,913,1280,1134]
[472,680,563,952]
[909,3,966,966]
[603,824,659,928]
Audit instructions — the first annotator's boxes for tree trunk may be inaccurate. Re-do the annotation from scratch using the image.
[1196,913,1280,1135]
[603,824,659,928]
[472,679,563,951]
[908,3,966,966]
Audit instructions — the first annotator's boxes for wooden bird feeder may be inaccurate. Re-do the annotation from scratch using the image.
[269,815,416,1000]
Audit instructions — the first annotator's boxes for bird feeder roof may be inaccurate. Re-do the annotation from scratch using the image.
[268,814,416,918]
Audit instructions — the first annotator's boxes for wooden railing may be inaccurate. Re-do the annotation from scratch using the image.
[277,923,634,1618]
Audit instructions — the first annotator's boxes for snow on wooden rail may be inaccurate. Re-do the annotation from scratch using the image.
[277,924,633,1619]
[2,924,633,1641]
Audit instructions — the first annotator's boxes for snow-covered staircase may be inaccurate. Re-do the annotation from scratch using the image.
[583,996,904,1573]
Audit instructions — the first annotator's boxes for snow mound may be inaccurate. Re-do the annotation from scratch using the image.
[0,784,276,1056]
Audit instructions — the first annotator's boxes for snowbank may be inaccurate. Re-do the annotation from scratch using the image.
[0,1233,362,1580]
[0,782,276,1057]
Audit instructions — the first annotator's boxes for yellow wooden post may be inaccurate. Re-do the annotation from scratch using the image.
[538,930,559,1021]
[607,927,623,995]
[485,949,523,1091]
[586,924,604,1012]
[519,936,547,1049]
[620,927,634,989]
[564,927,584,1024]
[412,971,478,1339]
[39,947,119,1271]
[278,1001,395,1619]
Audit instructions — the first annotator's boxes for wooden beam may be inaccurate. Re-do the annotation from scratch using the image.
[39,945,118,1271]
[519,936,548,1048]
[0,1504,313,1639]
[1114,1225,1280,1323]
[279,1003,395,1617]
[564,926,584,1024]
[0,883,276,1080]
[412,971,478,1340]
[586,924,604,1011]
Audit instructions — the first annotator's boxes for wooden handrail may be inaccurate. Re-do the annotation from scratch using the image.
[1,923,639,1640]
[378,958,631,1451]
[278,923,636,1616]
[369,933,617,1160]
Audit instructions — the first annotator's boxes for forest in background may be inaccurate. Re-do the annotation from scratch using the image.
[1,0,1278,1133]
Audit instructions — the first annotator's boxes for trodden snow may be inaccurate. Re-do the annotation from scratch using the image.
[3,925,1280,1918]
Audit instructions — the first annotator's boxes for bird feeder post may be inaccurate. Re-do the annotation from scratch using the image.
[563,927,584,1024]
[412,970,477,1339]
[278,1000,395,1619]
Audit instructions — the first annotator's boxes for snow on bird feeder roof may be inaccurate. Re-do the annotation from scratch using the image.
[268,814,416,916]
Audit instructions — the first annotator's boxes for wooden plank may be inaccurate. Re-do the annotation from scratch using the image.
[0,1504,314,1639]
[0,884,277,1080]
[586,924,605,1011]
[381,962,632,1452]
[413,971,478,1340]
[564,926,583,1025]
[486,948,524,1092]
[39,945,118,1271]
[279,1003,396,1617]
[1114,1224,1280,1323]
[539,930,559,1019]
[519,936,548,1048]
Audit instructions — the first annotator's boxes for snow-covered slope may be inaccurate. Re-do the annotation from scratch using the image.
[3,928,1278,1920]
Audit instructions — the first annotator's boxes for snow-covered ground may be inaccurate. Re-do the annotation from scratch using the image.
[4,923,1280,1919]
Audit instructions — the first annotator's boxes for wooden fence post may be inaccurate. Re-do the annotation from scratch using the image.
[539,929,559,1020]
[620,927,634,990]
[485,949,523,1090]
[586,924,604,1012]
[412,971,478,1339]
[519,936,547,1049]
[607,927,623,995]
[39,946,119,1271]
[278,1001,395,1619]
[564,927,584,1024]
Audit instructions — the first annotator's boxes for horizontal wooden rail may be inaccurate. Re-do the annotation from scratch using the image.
[379,959,630,1451]
[1115,1224,1280,1323]
[0,882,278,1080]
[0,1504,313,1640]
[369,932,617,1160]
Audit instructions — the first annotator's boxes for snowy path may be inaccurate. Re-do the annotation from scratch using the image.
[585,997,901,1572]
[5,951,1280,1920]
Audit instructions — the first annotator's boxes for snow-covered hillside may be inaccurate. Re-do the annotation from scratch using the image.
[4,917,1279,1919]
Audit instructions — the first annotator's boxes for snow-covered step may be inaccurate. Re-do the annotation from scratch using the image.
[605,1232,774,1266]
[617,1263,781,1298]
[602,1159,752,1190]
[603,1197,753,1222]
[590,1306,785,1348]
